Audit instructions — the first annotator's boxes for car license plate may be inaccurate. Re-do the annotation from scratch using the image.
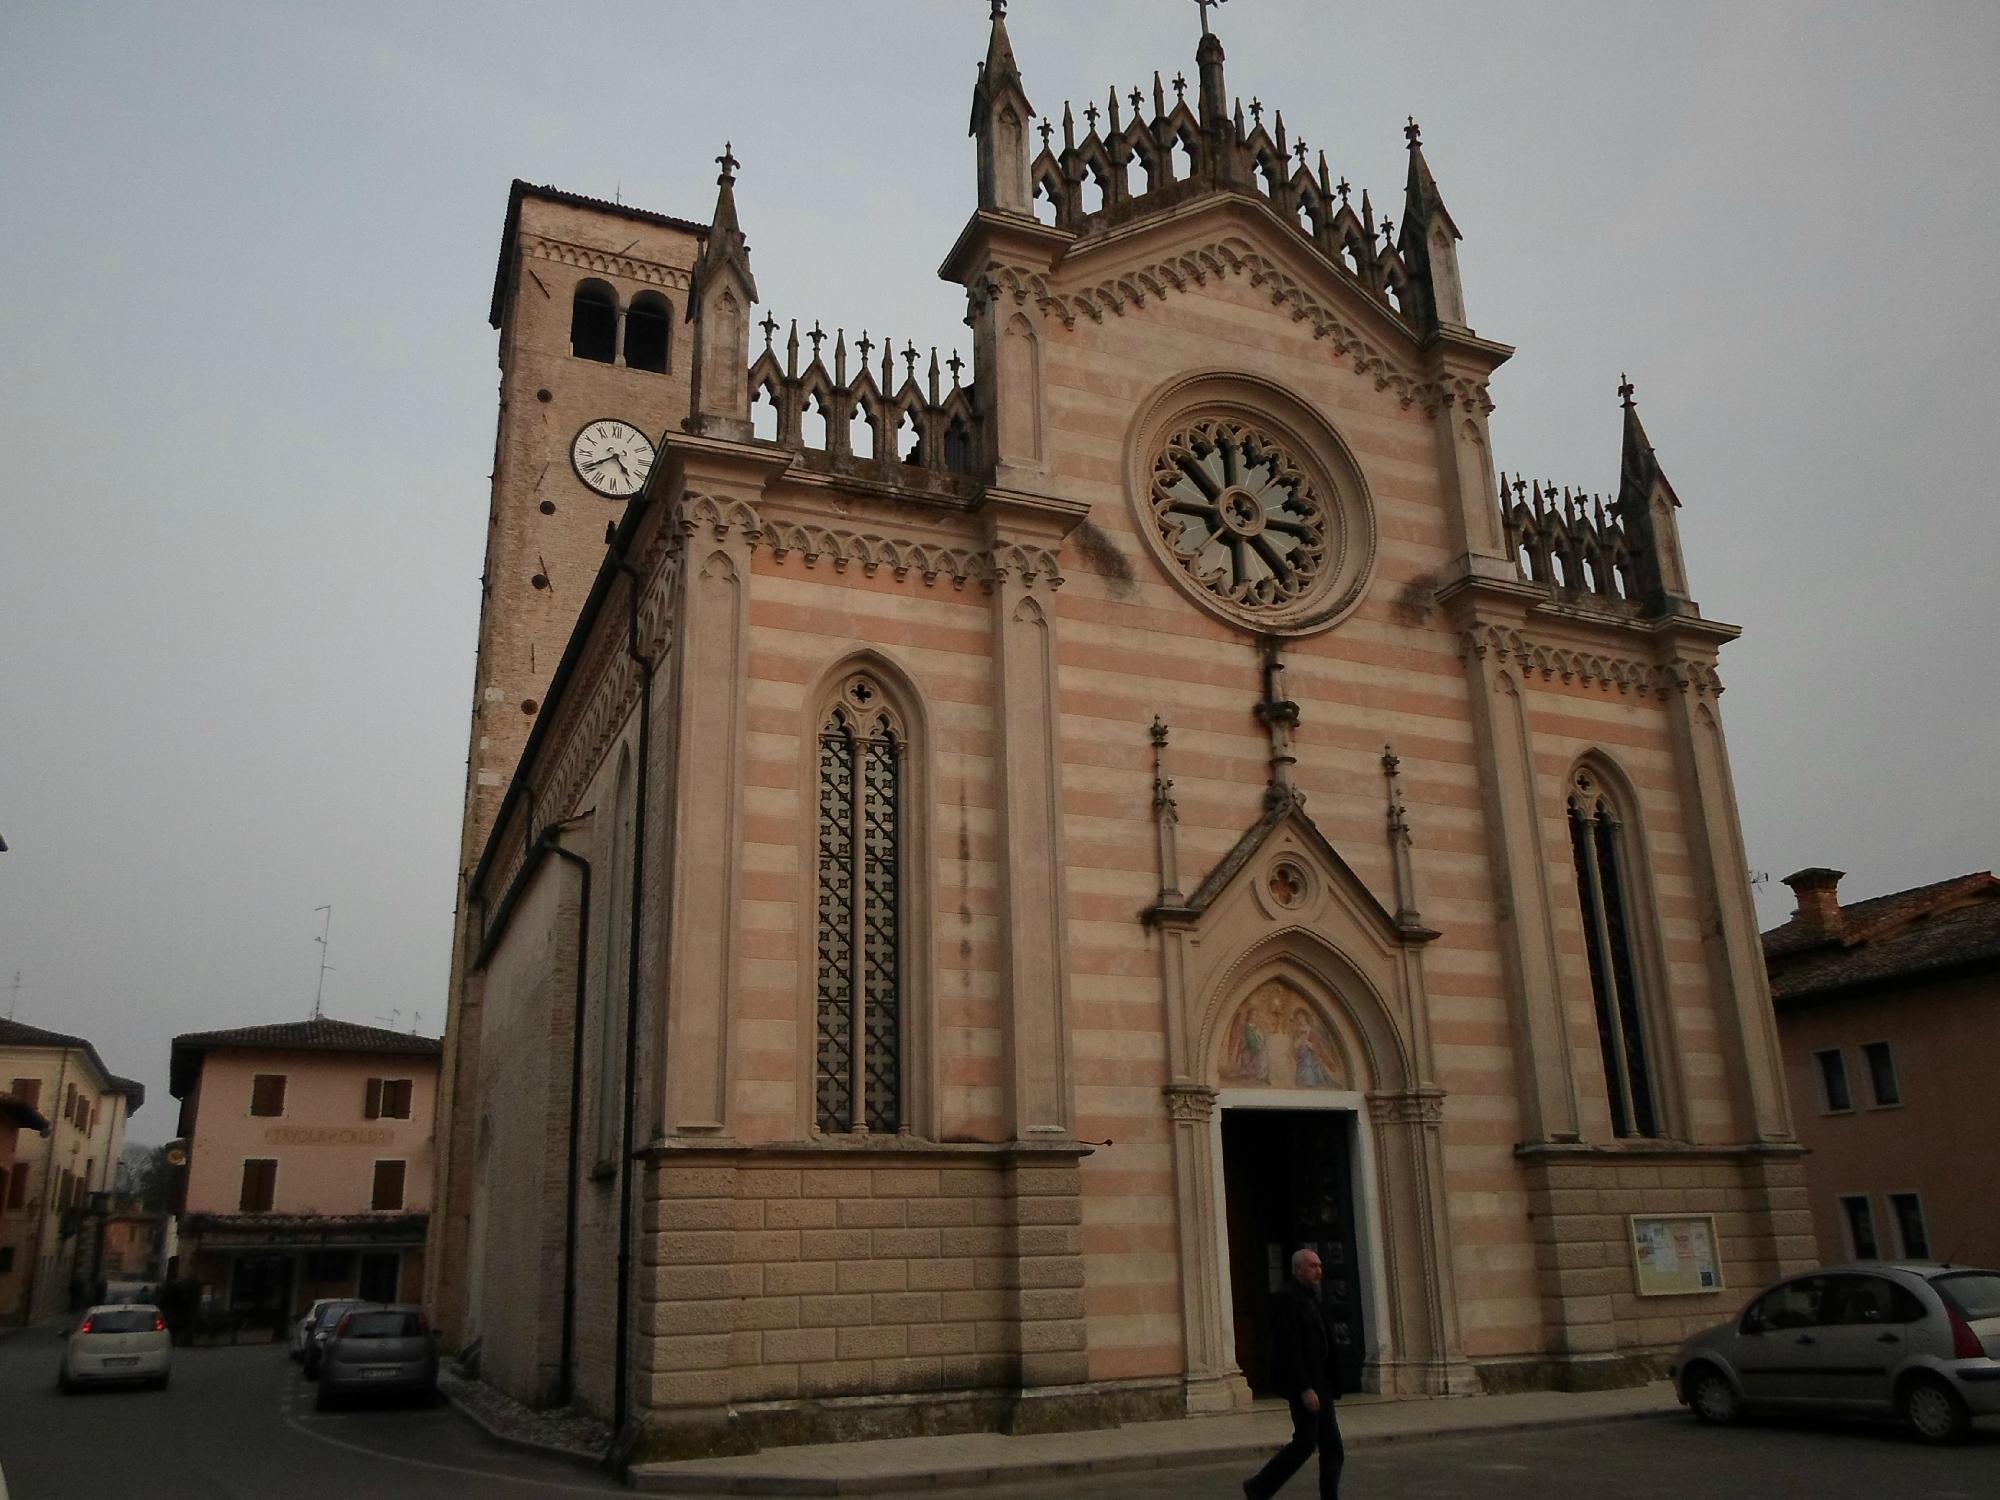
[361,1367,398,1378]
[104,1356,139,1367]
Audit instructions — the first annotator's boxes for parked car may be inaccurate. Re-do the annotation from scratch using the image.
[315,1304,437,1410]
[300,1299,364,1379]
[58,1304,172,1393]
[290,1298,344,1362]
[1672,1262,2000,1443]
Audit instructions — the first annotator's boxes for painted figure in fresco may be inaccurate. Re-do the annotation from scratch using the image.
[1221,982,1341,1089]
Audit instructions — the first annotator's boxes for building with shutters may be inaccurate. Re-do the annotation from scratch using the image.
[168,1018,440,1325]
[0,1016,144,1324]
[427,5,1814,1460]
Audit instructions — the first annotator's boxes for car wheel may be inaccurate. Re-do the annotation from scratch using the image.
[1686,1365,1743,1426]
[154,1371,171,1391]
[315,1383,338,1412]
[1900,1375,1969,1445]
[56,1368,73,1395]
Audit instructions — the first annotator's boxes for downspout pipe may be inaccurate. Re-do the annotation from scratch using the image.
[611,546,654,1445]
[540,823,592,1410]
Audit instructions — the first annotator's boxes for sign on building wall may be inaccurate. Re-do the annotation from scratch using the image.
[1629,1213,1723,1296]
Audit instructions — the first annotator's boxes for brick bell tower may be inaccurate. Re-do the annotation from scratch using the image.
[427,183,708,1342]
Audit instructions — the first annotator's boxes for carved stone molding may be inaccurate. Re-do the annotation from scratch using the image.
[1164,1083,1218,1125]
[1367,1089,1446,1126]
[755,519,1063,593]
[979,236,1485,414]
[1456,624,1723,699]
[521,233,694,294]
[675,491,765,542]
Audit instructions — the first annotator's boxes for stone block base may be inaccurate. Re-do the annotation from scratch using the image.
[1471,1349,1671,1395]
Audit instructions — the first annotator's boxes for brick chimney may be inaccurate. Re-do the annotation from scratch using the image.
[1782,867,1846,937]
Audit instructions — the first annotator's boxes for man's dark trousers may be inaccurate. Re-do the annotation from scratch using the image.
[1244,1391,1342,1500]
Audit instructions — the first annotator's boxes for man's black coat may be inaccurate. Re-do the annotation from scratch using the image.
[1268,1279,1343,1404]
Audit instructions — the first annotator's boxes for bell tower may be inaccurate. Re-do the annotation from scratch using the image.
[428,181,708,1344]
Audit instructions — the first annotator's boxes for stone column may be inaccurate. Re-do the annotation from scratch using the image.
[981,491,1087,1140]
[1165,1083,1248,1412]
[1452,623,1584,1144]
[1367,1090,1477,1394]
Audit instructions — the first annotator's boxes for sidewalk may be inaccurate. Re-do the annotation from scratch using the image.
[629,1382,1683,1495]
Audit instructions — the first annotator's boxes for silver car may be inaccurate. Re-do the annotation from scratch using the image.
[1671,1262,2000,1443]
[315,1303,437,1410]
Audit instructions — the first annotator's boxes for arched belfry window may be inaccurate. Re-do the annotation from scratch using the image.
[1567,765,1659,1138]
[571,279,617,363]
[815,674,903,1134]
[624,291,670,373]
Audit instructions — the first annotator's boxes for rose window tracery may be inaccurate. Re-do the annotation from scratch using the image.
[1150,419,1328,611]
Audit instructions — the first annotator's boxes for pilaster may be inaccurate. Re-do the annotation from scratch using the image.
[1657,648,1793,1143]
[979,487,1087,1140]
[1449,606,1585,1145]
[1163,1083,1248,1412]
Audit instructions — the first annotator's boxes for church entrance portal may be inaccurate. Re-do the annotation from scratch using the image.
[1221,1108,1366,1397]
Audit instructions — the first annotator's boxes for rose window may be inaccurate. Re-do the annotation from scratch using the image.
[1150,419,1328,611]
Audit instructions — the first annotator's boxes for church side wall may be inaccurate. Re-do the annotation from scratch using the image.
[470,859,575,1406]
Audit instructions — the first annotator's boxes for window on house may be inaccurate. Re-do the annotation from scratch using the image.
[249,1074,287,1117]
[815,673,904,1135]
[238,1159,276,1213]
[364,1078,413,1120]
[1566,766,1659,1138]
[371,1160,406,1212]
[1840,1194,1879,1259]
[571,279,617,363]
[1863,1041,1901,1107]
[0,1246,13,1273]
[624,291,670,373]
[65,1084,77,1119]
[6,1164,27,1210]
[1889,1192,1930,1259]
[1816,1049,1852,1112]
[7,1078,36,1111]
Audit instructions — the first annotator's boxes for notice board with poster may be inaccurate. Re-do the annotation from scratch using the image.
[1629,1213,1724,1297]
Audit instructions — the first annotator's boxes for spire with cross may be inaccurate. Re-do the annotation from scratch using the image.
[1194,0,1229,37]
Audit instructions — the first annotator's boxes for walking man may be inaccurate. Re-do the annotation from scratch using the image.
[1244,1246,1344,1499]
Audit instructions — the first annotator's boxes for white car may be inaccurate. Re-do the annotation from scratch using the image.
[58,1304,172,1392]
[291,1298,345,1361]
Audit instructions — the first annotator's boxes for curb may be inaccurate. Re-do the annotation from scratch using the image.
[437,1375,612,1473]
[630,1404,1682,1495]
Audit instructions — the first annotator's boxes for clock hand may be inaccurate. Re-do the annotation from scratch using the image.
[581,454,616,468]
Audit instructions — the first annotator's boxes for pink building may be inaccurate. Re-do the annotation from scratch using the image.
[170,1018,440,1325]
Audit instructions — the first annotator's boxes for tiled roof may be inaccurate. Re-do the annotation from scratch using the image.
[0,1016,145,1106]
[1763,872,2000,1005]
[170,1017,439,1098]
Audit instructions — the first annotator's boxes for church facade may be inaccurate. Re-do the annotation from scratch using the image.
[427,8,1812,1459]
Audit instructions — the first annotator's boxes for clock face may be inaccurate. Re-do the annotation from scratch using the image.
[571,419,655,499]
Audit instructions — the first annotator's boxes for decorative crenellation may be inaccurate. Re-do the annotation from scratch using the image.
[1498,471,1638,608]
[746,316,979,495]
[1457,624,1725,699]
[976,237,1461,411]
[521,233,694,294]
[1028,34,1430,329]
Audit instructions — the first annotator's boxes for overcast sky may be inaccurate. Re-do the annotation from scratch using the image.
[3,2,1995,1142]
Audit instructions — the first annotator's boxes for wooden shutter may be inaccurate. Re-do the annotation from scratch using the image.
[371,1160,406,1212]
[385,1080,412,1119]
[239,1159,275,1212]
[6,1164,27,1210]
[364,1079,383,1120]
[250,1074,287,1117]
[8,1078,37,1111]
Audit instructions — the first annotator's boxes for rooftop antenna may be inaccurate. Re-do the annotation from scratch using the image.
[378,1007,402,1031]
[311,905,334,1020]
[6,969,18,1020]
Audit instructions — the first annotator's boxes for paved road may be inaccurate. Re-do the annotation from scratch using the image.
[949,1412,2000,1500]
[0,1326,620,1499]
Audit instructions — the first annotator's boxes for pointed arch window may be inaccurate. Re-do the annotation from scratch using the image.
[815,674,903,1134]
[1567,766,1659,1138]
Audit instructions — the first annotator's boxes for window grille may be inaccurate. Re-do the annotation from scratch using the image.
[815,677,903,1134]
[1567,768,1659,1138]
